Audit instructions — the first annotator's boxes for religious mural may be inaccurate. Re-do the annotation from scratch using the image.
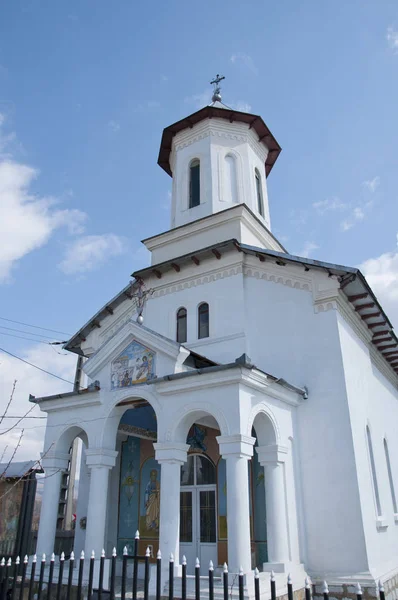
[187,424,207,452]
[139,459,160,538]
[111,340,155,390]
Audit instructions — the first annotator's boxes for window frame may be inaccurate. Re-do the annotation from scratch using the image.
[176,307,187,344]
[383,437,398,515]
[255,168,264,217]
[366,425,383,519]
[189,159,201,209]
[197,302,209,339]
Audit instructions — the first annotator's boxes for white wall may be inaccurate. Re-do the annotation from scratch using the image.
[337,314,398,579]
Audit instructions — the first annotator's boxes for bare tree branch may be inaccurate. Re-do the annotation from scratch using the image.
[0,380,17,426]
[0,429,24,479]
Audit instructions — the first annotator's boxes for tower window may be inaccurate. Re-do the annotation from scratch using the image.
[198,302,209,339]
[176,307,187,343]
[189,159,200,208]
[255,168,264,217]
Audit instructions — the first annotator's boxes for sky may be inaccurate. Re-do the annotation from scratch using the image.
[0,0,398,464]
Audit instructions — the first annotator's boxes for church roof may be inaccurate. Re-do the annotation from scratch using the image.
[63,239,398,379]
[158,105,282,178]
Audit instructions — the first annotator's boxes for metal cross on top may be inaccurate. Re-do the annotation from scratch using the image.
[210,73,225,103]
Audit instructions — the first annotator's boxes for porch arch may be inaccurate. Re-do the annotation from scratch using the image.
[100,387,162,449]
[164,402,230,444]
[247,403,279,446]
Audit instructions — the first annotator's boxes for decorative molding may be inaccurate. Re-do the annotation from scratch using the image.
[118,423,157,440]
[98,303,139,347]
[164,401,230,442]
[150,264,243,299]
[188,331,245,349]
[243,265,312,292]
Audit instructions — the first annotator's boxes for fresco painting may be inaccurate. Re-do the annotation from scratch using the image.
[111,340,155,390]
[139,458,161,538]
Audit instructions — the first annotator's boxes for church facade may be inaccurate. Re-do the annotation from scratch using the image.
[32,89,398,599]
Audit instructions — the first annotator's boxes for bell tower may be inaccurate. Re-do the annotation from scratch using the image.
[157,76,281,232]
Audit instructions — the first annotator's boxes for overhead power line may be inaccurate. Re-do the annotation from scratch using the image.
[0,331,53,345]
[0,316,71,337]
[0,325,59,340]
[0,346,75,386]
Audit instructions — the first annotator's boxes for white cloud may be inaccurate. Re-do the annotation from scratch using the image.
[359,236,398,329]
[0,344,77,463]
[298,241,319,258]
[108,120,120,133]
[387,26,398,53]
[0,116,88,282]
[185,89,212,109]
[230,101,252,113]
[289,208,308,227]
[313,197,347,214]
[58,234,126,275]
[0,160,87,283]
[363,176,380,193]
[340,199,373,232]
[230,53,258,76]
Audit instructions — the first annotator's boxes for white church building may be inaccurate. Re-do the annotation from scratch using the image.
[32,80,398,599]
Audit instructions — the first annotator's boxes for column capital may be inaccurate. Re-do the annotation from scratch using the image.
[216,434,255,459]
[41,452,70,471]
[154,442,189,464]
[256,444,288,466]
[85,448,118,469]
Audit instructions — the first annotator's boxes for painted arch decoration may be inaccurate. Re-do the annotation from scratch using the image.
[111,340,156,390]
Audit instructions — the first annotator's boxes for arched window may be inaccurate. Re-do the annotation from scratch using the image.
[366,426,382,517]
[176,307,187,343]
[189,159,200,208]
[384,438,397,514]
[224,154,238,203]
[198,302,209,339]
[255,168,264,217]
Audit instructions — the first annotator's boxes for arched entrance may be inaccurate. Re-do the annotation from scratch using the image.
[180,453,217,571]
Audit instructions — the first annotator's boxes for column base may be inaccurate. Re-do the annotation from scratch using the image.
[262,562,287,573]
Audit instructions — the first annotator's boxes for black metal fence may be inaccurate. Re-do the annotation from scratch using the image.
[0,539,388,600]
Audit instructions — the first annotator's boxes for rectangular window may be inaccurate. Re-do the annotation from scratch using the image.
[199,490,216,543]
[189,163,200,208]
[180,491,193,542]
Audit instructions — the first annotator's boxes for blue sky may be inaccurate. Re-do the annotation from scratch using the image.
[1,0,398,460]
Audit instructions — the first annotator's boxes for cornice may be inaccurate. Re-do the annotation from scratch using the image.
[242,264,312,292]
[150,262,243,298]
[38,392,102,413]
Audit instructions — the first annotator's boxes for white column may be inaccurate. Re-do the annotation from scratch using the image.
[36,453,70,557]
[73,447,90,556]
[84,449,118,558]
[154,442,189,575]
[257,444,289,571]
[217,435,255,575]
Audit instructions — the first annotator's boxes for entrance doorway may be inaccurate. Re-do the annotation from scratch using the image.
[180,454,217,572]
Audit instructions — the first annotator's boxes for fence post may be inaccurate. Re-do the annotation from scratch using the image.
[287,573,293,600]
[209,561,214,600]
[37,554,46,600]
[323,581,329,600]
[379,581,385,600]
[98,549,105,600]
[67,551,74,600]
[223,563,228,600]
[110,548,116,600]
[77,552,85,600]
[11,556,20,600]
[144,547,150,600]
[305,577,312,600]
[356,583,362,600]
[271,570,276,600]
[56,552,65,600]
[195,558,200,600]
[18,556,28,600]
[156,550,161,600]
[239,566,244,600]
[88,551,95,600]
[27,554,36,600]
[133,531,139,600]
[182,556,187,600]
[46,554,55,600]
[169,554,174,600]
[254,568,260,600]
[122,547,127,600]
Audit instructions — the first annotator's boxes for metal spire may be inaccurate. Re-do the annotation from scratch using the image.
[210,74,225,103]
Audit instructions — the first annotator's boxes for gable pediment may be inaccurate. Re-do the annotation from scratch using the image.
[83,319,189,383]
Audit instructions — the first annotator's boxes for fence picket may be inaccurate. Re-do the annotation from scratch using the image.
[46,554,55,600]
[11,556,19,600]
[169,554,174,600]
[144,547,150,600]
[156,550,161,600]
[287,573,293,600]
[110,548,116,600]
[77,551,84,600]
[18,556,28,600]
[27,555,36,600]
[223,563,228,600]
[88,551,95,600]
[56,552,64,600]
[305,576,311,600]
[379,581,385,600]
[122,547,127,600]
[195,558,200,600]
[182,555,187,600]
[209,560,214,600]
[37,554,46,600]
[323,581,329,600]
[254,568,260,600]
[67,551,74,600]
[239,566,244,600]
